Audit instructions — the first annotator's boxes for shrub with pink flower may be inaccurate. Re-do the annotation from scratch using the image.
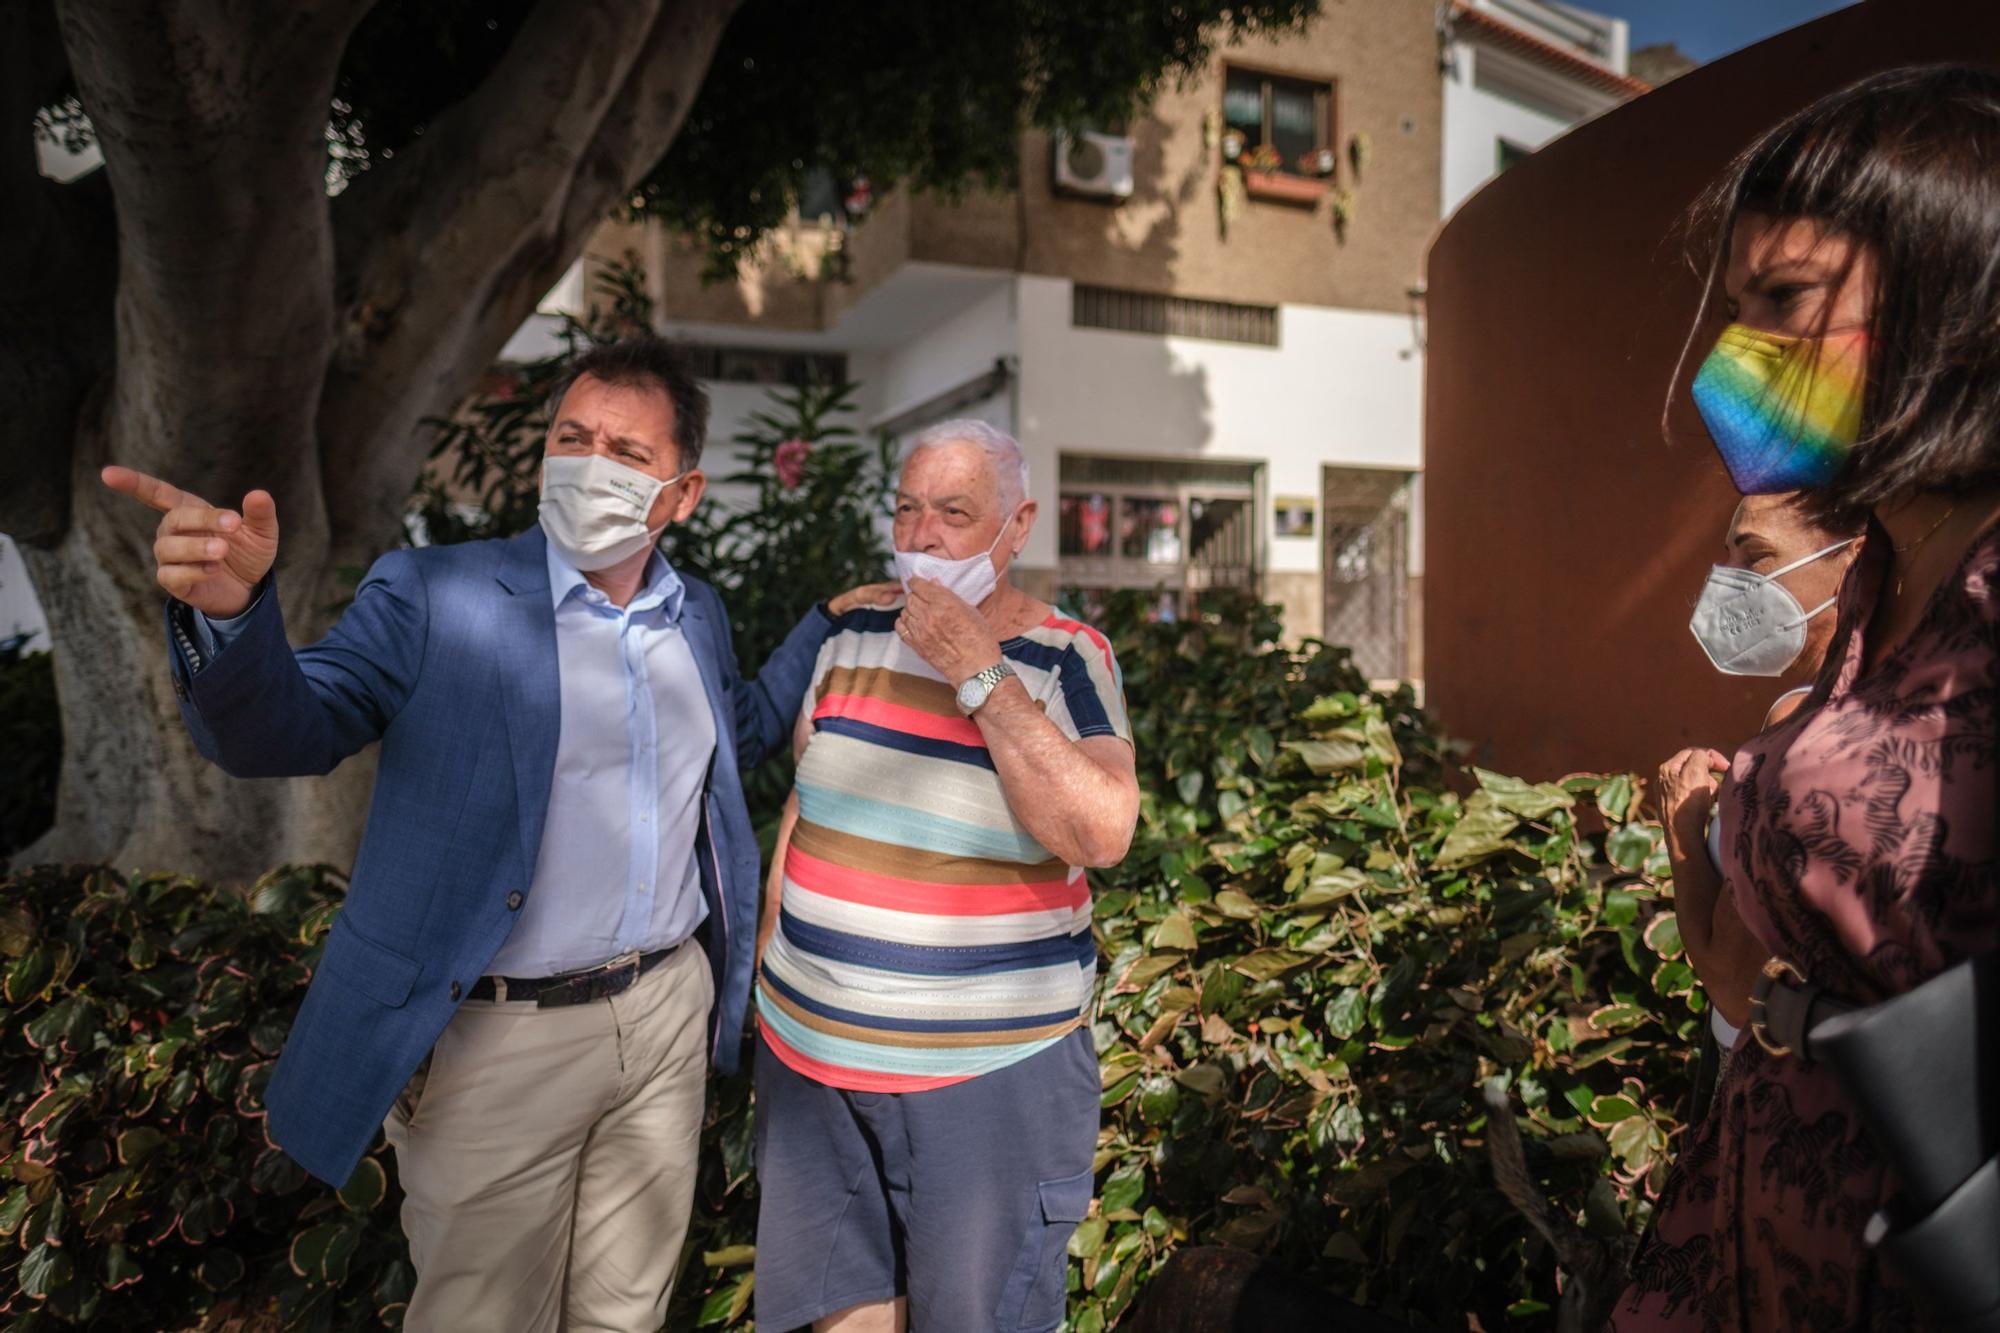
[773,436,812,489]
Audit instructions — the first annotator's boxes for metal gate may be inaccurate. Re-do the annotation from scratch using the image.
[1321,467,1412,682]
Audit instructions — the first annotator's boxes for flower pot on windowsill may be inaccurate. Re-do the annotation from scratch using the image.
[1243,171,1328,206]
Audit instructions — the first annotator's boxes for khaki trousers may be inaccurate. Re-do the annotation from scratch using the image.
[383,941,714,1332]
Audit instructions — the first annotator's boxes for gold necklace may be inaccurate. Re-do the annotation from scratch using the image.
[1892,502,1957,597]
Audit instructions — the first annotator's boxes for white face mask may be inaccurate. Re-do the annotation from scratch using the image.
[892,508,1019,606]
[538,453,684,572]
[1689,537,1855,677]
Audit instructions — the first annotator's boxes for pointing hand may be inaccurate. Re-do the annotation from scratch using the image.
[101,466,280,619]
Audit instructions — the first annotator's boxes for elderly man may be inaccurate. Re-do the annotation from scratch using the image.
[102,337,894,1331]
[753,419,1141,1333]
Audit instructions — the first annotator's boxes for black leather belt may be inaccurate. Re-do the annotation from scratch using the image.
[1747,956,1858,1061]
[467,944,680,1008]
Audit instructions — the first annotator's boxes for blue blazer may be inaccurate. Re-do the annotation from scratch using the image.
[167,525,829,1185]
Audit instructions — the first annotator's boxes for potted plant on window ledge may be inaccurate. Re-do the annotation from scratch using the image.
[1241,143,1329,205]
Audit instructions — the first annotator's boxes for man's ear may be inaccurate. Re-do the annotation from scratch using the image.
[672,470,707,521]
[1009,499,1039,556]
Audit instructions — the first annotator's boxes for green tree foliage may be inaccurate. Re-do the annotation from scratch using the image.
[634,0,1318,275]
[306,0,1318,275]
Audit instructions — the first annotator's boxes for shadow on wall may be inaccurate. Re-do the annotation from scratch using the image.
[1422,0,2000,781]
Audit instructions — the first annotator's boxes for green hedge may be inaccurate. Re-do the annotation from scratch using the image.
[0,865,409,1331]
[1,592,1700,1330]
[1070,592,1691,1330]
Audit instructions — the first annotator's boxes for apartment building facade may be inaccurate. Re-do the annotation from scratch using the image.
[507,0,1645,684]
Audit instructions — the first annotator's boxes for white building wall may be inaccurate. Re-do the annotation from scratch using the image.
[1012,274,1423,574]
[1442,47,1575,216]
[871,281,1018,435]
[0,537,51,651]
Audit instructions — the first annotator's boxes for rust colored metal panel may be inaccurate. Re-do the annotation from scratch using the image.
[1423,0,2000,781]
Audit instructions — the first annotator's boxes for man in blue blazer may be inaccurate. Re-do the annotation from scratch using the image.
[103,339,894,1331]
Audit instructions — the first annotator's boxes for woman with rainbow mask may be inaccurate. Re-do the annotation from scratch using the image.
[1614,65,2000,1331]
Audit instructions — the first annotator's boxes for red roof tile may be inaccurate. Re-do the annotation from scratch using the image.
[1451,3,1652,100]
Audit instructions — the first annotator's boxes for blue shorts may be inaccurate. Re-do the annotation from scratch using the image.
[752,1028,1101,1332]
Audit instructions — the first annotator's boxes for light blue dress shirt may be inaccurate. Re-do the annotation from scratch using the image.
[199,544,717,978]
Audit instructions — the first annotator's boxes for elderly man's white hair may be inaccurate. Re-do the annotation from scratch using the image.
[907,418,1030,512]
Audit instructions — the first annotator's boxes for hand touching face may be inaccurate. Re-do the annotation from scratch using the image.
[895,576,1003,687]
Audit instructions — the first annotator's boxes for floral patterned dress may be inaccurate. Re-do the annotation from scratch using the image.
[1614,516,2000,1331]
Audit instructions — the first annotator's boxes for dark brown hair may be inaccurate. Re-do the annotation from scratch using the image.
[1680,64,2000,529]
[548,337,710,471]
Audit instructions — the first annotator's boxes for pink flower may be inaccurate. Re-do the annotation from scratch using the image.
[774,437,811,489]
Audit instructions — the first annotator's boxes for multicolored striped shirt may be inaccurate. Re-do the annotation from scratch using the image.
[757,603,1131,1092]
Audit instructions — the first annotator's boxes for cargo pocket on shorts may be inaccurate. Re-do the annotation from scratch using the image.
[995,1166,1094,1331]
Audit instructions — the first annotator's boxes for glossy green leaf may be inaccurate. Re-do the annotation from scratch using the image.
[1213,890,1259,919]
[1588,1095,1641,1126]
[1606,823,1656,871]
[1150,913,1197,952]
[5,947,55,1006]
[1100,1165,1145,1214]
[1597,773,1635,823]
[116,1126,166,1166]
[1325,987,1368,1039]
[1069,1217,1108,1259]
[1435,793,1519,868]
[338,1155,387,1213]
[1643,912,1683,959]
[0,1186,29,1236]
[20,1242,74,1299]
[1230,949,1314,982]
[1284,739,1366,774]
[1119,953,1182,991]
[103,1242,144,1291]
[1474,768,1575,820]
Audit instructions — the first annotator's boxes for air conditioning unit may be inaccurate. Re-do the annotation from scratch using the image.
[1052,130,1135,202]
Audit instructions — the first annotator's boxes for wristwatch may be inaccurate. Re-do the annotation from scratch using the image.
[955,660,1016,715]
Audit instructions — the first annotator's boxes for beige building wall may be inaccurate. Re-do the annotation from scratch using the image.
[588,0,1441,325]
[1005,1,1443,313]
[568,0,1442,670]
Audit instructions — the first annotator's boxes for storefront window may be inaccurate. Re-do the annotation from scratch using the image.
[1119,498,1181,564]
[1058,492,1113,557]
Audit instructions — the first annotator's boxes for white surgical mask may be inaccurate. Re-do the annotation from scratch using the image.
[538,453,683,571]
[1688,537,1855,677]
[892,508,1019,606]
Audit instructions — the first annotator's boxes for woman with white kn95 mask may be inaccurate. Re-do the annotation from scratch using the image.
[1660,492,1859,1123]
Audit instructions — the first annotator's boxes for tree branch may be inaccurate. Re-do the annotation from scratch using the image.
[316,0,740,568]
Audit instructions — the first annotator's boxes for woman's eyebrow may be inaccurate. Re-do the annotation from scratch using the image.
[1747,250,1841,286]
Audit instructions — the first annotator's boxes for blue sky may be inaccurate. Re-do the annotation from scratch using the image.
[1579,0,1860,62]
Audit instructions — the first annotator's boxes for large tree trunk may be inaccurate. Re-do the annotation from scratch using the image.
[19,518,377,876]
[4,0,739,879]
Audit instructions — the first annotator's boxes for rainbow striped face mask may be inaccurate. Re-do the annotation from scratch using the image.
[1691,323,1866,494]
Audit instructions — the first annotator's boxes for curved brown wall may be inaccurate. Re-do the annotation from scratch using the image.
[1423,0,2000,783]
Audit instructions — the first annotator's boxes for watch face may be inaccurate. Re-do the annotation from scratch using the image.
[956,676,986,712]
